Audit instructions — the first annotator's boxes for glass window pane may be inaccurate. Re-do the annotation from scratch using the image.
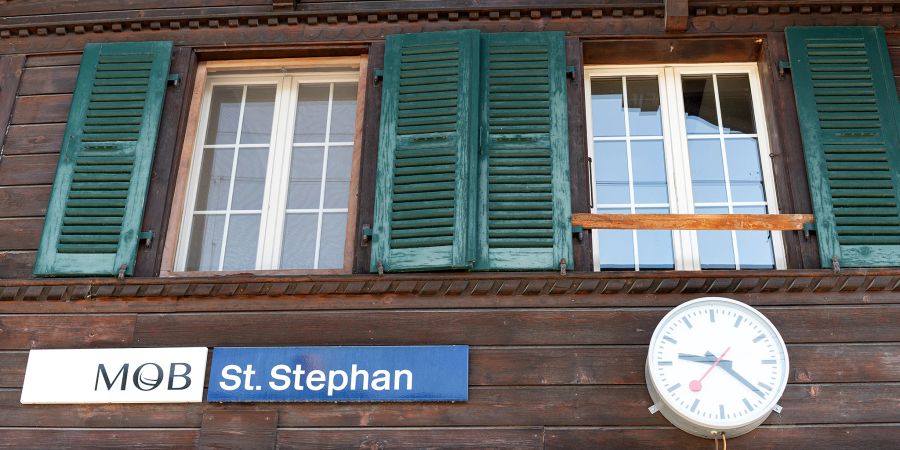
[231,148,268,210]
[596,207,633,270]
[631,140,668,204]
[194,148,234,211]
[688,139,727,203]
[294,84,330,143]
[324,146,352,209]
[329,83,358,143]
[598,230,635,270]
[319,212,348,269]
[696,206,735,270]
[682,75,719,134]
[185,214,225,271]
[591,78,626,137]
[717,75,756,134]
[726,138,766,203]
[239,85,277,144]
[595,140,629,205]
[734,205,775,269]
[287,147,325,209]
[636,208,674,270]
[222,214,260,270]
[204,86,243,145]
[627,76,663,136]
[280,213,319,269]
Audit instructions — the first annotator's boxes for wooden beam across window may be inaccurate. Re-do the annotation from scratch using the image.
[572,213,815,231]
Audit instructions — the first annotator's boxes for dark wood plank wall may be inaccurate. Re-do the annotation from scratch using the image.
[0,3,898,448]
[0,292,898,448]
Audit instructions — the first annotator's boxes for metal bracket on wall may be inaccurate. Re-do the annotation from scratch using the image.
[572,225,584,242]
[777,60,791,79]
[167,73,181,87]
[139,230,154,248]
[361,225,373,247]
[566,65,576,80]
[373,68,384,86]
[802,222,815,240]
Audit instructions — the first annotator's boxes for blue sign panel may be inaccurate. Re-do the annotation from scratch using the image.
[207,346,468,402]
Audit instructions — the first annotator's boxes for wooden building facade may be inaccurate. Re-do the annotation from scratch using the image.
[1,1,899,448]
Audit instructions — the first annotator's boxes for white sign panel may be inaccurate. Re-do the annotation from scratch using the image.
[21,347,208,404]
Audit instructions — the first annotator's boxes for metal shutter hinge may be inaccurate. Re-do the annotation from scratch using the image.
[168,74,181,87]
[831,256,840,273]
[572,225,584,242]
[566,66,576,80]
[802,222,815,240]
[139,230,154,248]
[361,225,373,247]
[117,264,127,280]
[377,260,384,276]
[560,258,567,276]
[777,60,791,79]
[373,68,384,86]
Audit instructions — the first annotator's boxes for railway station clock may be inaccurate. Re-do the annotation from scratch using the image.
[645,297,789,439]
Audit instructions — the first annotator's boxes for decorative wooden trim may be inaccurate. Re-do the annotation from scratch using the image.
[0,2,896,46]
[665,0,689,32]
[572,213,815,231]
[160,62,208,274]
[4,268,900,302]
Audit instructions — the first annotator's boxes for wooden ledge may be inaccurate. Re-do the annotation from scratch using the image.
[573,213,815,231]
[3,267,900,302]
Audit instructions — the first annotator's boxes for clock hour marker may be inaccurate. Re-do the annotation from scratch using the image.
[663,336,678,344]
[743,398,754,411]
[734,316,744,328]
[668,383,682,393]
[709,309,715,322]
[758,382,773,391]
[659,361,673,366]
[753,334,766,343]
[761,359,776,364]
[690,399,699,412]
[682,317,693,329]
[719,404,725,419]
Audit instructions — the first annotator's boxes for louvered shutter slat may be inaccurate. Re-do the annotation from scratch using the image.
[477,32,573,270]
[34,41,172,276]
[786,27,900,267]
[371,30,480,272]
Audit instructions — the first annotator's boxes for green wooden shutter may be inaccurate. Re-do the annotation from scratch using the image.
[33,41,173,277]
[786,27,900,268]
[476,32,573,270]
[371,30,480,272]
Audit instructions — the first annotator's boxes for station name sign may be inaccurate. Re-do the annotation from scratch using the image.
[21,348,208,404]
[207,346,468,402]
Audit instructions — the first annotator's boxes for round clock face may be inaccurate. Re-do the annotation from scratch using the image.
[646,297,789,436]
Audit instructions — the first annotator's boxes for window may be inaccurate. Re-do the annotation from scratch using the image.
[169,60,363,273]
[585,64,785,271]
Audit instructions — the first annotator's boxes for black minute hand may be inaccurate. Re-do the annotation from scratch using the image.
[692,351,765,397]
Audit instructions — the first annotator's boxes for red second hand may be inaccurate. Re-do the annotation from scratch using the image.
[689,346,731,392]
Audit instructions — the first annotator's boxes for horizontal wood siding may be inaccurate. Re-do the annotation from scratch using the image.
[0,294,897,448]
[0,54,79,278]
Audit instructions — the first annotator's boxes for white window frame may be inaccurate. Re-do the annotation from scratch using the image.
[173,69,361,272]
[584,63,786,271]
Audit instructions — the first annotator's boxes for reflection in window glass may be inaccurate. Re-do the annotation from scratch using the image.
[589,67,780,271]
[592,75,671,270]
[282,82,357,269]
[181,76,358,272]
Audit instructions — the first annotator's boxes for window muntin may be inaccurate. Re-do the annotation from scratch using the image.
[176,72,359,272]
[585,64,785,271]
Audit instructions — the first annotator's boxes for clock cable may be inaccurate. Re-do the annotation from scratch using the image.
[714,431,726,450]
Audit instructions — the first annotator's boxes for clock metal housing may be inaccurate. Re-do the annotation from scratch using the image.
[645,297,789,439]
